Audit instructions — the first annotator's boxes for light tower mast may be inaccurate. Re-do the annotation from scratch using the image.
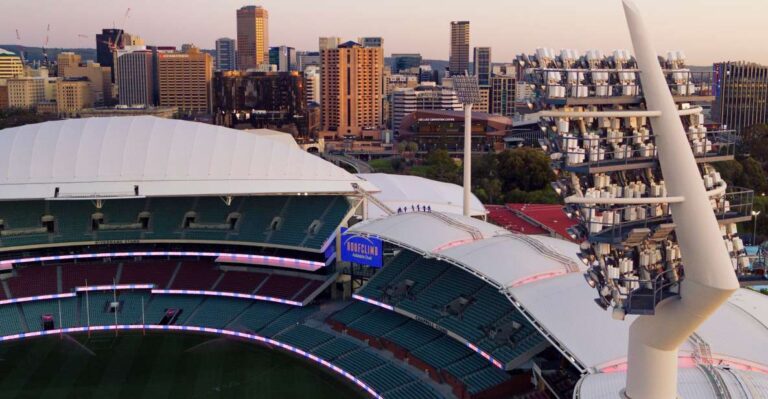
[621,1,739,397]
[453,74,481,217]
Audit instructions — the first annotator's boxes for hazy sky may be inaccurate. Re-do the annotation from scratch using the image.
[1,0,766,65]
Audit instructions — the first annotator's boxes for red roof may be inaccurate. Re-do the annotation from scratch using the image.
[485,205,548,235]
[506,203,577,242]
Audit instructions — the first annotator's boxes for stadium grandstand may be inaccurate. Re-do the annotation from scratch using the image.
[0,116,765,399]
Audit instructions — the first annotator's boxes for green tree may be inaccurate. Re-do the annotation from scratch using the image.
[740,157,768,195]
[423,149,460,184]
[741,123,768,166]
[496,148,555,192]
[0,108,60,130]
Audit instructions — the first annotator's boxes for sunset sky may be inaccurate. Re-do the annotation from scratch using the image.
[1,0,766,64]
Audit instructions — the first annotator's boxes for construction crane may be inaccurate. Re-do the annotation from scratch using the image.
[110,8,131,51]
[41,24,50,67]
[14,29,25,62]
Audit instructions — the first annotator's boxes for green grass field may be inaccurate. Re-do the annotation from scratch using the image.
[0,332,363,399]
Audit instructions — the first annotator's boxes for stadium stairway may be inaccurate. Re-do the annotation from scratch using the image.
[329,300,522,399]
[355,249,549,369]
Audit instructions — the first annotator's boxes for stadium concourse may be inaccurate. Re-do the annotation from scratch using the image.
[0,116,765,399]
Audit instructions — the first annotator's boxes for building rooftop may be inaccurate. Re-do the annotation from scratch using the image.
[0,116,376,199]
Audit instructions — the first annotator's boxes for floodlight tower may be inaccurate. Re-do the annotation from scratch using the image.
[622,1,738,398]
[453,75,481,217]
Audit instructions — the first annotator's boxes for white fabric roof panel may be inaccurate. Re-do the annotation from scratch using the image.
[438,235,583,288]
[348,212,507,254]
[578,367,768,399]
[511,272,636,370]
[0,116,368,199]
[351,212,768,375]
[696,289,768,370]
[356,173,486,218]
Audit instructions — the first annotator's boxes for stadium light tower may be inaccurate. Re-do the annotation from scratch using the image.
[622,1,739,398]
[453,74,482,217]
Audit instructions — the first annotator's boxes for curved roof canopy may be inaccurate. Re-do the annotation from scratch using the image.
[356,173,486,218]
[349,212,768,380]
[0,116,368,199]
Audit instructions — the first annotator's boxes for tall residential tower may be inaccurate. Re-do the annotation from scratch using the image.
[449,21,470,76]
[320,41,384,138]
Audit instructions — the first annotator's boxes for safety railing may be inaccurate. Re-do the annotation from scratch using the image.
[583,187,753,243]
[554,130,737,170]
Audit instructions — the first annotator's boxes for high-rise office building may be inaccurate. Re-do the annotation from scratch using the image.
[236,5,269,70]
[215,38,237,71]
[473,47,491,86]
[56,52,81,73]
[358,37,383,48]
[56,78,93,116]
[0,48,24,80]
[320,40,384,138]
[96,28,124,82]
[157,47,213,114]
[117,49,154,107]
[304,65,320,105]
[490,75,516,117]
[713,61,768,132]
[269,46,297,72]
[319,37,340,51]
[449,21,470,76]
[60,61,112,105]
[391,53,422,73]
[212,70,308,135]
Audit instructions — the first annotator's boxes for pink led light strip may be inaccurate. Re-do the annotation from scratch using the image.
[352,294,505,370]
[152,289,304,307]
[0,251,325,272]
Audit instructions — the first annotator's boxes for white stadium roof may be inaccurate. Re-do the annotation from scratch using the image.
[356,173,486,218]
[0,116,374,199]
[349,212,768,397]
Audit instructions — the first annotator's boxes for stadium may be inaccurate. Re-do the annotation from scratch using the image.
[0,115,764,399]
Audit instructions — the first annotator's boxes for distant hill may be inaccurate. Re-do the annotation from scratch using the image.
[0,45,96,63]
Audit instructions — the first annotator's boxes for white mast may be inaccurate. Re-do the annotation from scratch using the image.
[621,1,739,398]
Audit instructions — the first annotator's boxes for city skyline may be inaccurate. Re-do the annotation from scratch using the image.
[1,0,767,65]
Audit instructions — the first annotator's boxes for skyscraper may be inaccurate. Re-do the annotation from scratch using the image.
[269,46,297,72]
[320,40,384,138]
[236,5,269,70]
[713,61,768,132]
[449,21,470,76]
[95,28,123,82]
[473,47,491,86]
[117,49,154,107]
[215,38,237,71]
[157,47,213,114]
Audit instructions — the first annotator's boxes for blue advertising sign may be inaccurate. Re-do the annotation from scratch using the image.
[340,228,383,268]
